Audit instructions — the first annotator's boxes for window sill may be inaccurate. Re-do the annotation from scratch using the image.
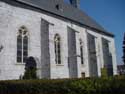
[56,64,64,66]
[15,63,25,65]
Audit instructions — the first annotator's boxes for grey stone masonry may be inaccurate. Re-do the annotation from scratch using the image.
[68,27,78,78]
[40,19,50,79]
[0,1,117,80]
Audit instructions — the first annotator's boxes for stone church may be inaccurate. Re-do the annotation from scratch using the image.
[0,0,117,80]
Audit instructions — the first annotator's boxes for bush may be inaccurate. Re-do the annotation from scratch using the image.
[23,67,38,80]
[0,76,125,94]
[101,68,108,79]
[23,57,38,80]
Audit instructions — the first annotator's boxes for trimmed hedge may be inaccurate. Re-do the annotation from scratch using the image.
[0,76,125,94]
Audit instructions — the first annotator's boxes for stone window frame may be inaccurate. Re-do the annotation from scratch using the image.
[54,34,62,65]
[17,26,29,63]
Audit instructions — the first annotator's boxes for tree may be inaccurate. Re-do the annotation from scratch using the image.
[23,67,37,79]
[23,57,38,79]
[123,33,125,64]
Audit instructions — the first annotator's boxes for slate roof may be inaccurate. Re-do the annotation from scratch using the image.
[1,0,114,37]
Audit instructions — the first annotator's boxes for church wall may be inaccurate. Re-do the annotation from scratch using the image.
[66,24,90,78]
[0,2,27,80]
[87,29,117,76]
[67,27,78,78]
[40,19,50,79]
[0,2,9,80]
[66,23,117,77]
[0,1,42,79]
[48,18,69,79]
[0,1,117,80]
[0,1,70,79]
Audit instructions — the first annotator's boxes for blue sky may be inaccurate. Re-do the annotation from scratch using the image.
[65,0,125,65]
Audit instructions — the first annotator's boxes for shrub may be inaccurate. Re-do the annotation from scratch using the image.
[23,56,38,80]
[23,67,38,80]
[0,76,125,94]
[101,68,108,79]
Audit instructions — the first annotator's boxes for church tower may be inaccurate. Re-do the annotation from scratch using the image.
[69,0,80,8]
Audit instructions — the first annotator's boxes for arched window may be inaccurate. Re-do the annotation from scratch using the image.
[23,36,28,63]
[54,34,61,64]
[17,35,22,62]
[17,26,28,63]
[79,39,84,64]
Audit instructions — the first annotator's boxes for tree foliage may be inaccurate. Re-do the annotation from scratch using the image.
[123,33,125,64]
[23,57,38,79]
[23,67,37,79]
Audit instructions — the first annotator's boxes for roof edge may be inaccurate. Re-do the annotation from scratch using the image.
[1,0,115,37]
